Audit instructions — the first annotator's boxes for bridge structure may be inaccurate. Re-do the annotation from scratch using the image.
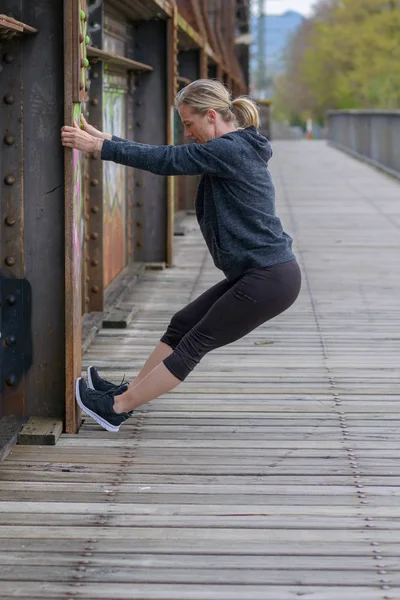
[0,136,399,599]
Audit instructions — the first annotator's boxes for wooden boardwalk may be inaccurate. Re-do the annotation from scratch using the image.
[1,141,399,599]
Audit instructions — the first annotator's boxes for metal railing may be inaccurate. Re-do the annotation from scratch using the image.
[327,110,400,179]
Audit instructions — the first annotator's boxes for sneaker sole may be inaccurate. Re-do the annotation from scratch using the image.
[75,377,120,433]
[87,366,95,390]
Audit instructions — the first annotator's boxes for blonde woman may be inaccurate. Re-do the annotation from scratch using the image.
[61,79,301,432]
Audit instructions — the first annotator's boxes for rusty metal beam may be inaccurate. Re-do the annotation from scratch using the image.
[87,46,153,72]
[64,0,90,433]
[0,12,26,416]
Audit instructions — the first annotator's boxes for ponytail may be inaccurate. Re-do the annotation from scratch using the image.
[231,96,260,129]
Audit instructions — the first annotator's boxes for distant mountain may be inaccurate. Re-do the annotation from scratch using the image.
[250,10,305,96]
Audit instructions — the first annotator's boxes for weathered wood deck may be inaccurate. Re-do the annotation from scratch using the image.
[1,141,399,599]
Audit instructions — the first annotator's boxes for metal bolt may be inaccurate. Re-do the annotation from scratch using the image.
[5,216,16,226]
[5,256,15,266]
[90,232,98,240]
[4,174,15,185]
[91,286,99,294]
[4,134,14,145]
[4,53,14,63]
[6,294,16,306]
[4,93,15,104]
[5,335,16,346]
[6,375,16,386]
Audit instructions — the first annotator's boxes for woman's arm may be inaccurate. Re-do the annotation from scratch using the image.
[61,122,239,177]
[101,137,238,177]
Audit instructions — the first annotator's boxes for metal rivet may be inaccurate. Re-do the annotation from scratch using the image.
[90,232,98,240]
[6,294,16,305]
[365,517,373,521]
[79,82,85,91]
[91,286,99,294]
[6,375,17,386]
[378,570,387,574]
[4,93,15,104]
[5,256,15,266]
[371,542,380,546]
[136,181,143,187]
[79,33,85,43]
[5,216,16,226]
[4,134,14,145]
[91,259,99,267]
[5,335,16,346]
[90,178,99,186]
[4,53,14,64]
[91,206,99,213]
[91,98,99,106]
[4,174,15,185]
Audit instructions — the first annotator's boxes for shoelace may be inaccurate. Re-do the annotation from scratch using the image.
[110,374,129,392]
[92,377,133,416]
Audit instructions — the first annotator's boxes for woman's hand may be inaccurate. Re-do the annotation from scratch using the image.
[61,121,104,153]
[80,115,111,140]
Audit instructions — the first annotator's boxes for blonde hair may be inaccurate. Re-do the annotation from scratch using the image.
[175,79,260,129]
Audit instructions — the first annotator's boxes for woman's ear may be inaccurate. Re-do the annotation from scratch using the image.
[208,109,217,123]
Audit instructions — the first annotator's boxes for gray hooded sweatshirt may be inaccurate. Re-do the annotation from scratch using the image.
[101,126,295,281]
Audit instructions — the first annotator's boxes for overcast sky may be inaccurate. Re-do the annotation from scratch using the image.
[257,0,316,16]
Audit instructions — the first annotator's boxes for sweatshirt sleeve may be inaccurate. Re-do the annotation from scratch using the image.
[100,136,238,178]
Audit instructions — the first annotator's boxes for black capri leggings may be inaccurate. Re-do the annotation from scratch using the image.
[161,259,301,381]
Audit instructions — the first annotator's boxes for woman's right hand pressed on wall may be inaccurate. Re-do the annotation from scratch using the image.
[80,115,112,140]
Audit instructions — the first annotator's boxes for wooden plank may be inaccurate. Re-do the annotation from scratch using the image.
[0,417,26,463]
[17,418,63,446]
[0,583,398,600]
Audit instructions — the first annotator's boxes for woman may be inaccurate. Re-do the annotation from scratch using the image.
[61,79,301,432]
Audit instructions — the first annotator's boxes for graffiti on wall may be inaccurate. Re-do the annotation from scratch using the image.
[102,69,127,287]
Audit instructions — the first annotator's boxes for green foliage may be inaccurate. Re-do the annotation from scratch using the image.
[273,0,400,122]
